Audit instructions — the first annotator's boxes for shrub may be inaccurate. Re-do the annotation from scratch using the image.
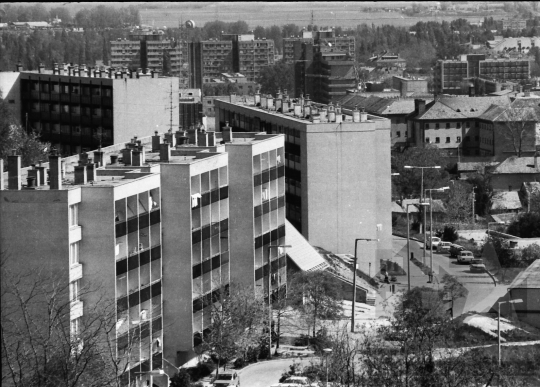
[441,225,459,242]
[233,357,245,368]
[169,369,191,387]
[186,362,215,381]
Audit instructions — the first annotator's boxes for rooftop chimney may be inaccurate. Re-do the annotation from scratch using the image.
[352,106,360,122]
[27,167,41,187]
[110,155,119,165]
[415,99,426,116]
[74,165,87,185]
[80,152,89,165]
[160,142,171,161]
[16,62,23,72]
[197,130,208,146]
[121,148,132,165]
[261,94,268,109]
[26,177,37,189]
[152,131,161,152]
[8,151,22,190]
[524,89,531,97]
[132,148,145,167]
[208,132,216,146]
[164,130,177,147]
[87,162,97,182]
[93,150,104,167]
[222,122,233,143]
[267,94,274,109]
[360,108,368,122]
[255,89,261,105]
[36,162,47,186]
[49,154,62,190]
[469,85,475,97]
[38,63,45,74]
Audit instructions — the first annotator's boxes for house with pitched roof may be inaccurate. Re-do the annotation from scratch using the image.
[487,155,540,191]
[407,96,513,156]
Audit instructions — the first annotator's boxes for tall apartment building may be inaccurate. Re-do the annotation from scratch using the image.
[283,29,355,63]
[1,129,286,385]
[214,94,392,274]
[189,35,274,87]
[0,64,179,156]
[110,29,183,76]
[434,55,530,94]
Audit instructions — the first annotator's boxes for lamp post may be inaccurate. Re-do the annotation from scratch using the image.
[404,165,441,264]
[323,348,333,386]
[351,238,378,333]
[407,203,429,291]
[498,299,523,366]
[267,244,291,359]
[425,187,450,283]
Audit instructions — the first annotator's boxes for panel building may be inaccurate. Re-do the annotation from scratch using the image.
[110,29,183,76]
[1,128,286,386]
[0,63,179,156]
[214,94,392,273]
[434,54,530,94]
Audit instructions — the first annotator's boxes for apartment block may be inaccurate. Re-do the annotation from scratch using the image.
[434,54,530,94]
[236,37,275,82]
[110,29,183,76]
[214,94,392,273]
[0,64,179,156]
[1,128,286,384]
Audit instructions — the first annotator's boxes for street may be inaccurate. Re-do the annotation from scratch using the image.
[238,357,319,387]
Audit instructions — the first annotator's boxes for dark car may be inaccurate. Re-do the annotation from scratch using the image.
[449,244,464,258]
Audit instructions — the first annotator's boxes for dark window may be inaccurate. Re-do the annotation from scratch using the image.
[202,259,212,274]
[202,225,211,240]
[116,258,128,276]
[435,137,440,143]
[139,214,149,230]
[255,267,263,281]
[151,246,161,261]
[151,281,161,297]
[140,249,150,266]
[152,317,162,334]
[220,218,229,232]
[201,192,211,207]
[150,209,161,225]
[140,286,151,303]
[128,254,139,271]
[219,186,229,200]
[128,217,138,234]
[129,291,139,308]
[116,221,127,238]
[211,189,219,203]
[192,229,202,244]
[446,137,450,143]
[212,255,220,270]
[193,298,203,313]
[117,296,128,313]
[193,264,202,279]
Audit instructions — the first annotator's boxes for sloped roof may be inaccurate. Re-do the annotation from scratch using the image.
[392,201,405,213]
[490,191,523,211]
[490,156,540,174]
[379,99,417,115]
[509,259,540,289]
[418,96,512,120]
[401,199,421,213]
[285,220,330,272]
[457,161,499,173]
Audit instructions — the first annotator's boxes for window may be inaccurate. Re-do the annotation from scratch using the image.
[466,122,470,128]
[457,123,461,129]
[456,136,461,143]
[425,137,430,143]
[435,137,440,143]
[396,131,401,138]
[71,317,80,336]
[70,242,79,266]
[70,280,80,302]
[435,123,440,129]
[475,136,479,141]
[446,123,450,129]
[424,123,429,129]
[446,137,450,143]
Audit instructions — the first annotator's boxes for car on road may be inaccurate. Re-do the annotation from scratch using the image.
[438,241,452,252]
[426,236,441,250]
[270,376,318,386]
[458,250,475,263]
[470,258,487,273]
[449,244,465,258]
[213,370,240,387]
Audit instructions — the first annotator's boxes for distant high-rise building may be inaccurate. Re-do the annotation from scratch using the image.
[110,29,183,76]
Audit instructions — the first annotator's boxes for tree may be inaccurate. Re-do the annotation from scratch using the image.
[441,274,467,319]
[500,104,537,158]
[198,283,267,377]
[445,181,474,224]
[1,251,127,387]
[288,271,344,338]
[520,243,540,264]
[0,93,50,169]
[392,146,450,199]
[169,369,192,387]
[258,61,294,96]
[357,287,502,387]
[507,212,540,238]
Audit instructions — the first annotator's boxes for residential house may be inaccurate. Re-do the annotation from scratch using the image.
[490,191,523,214]
[507,259,540,328]
[487,156,540,191]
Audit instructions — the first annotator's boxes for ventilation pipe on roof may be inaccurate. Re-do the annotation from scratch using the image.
[360,108,368,122]
[294,103,302,117]
[160,141,171,161]
[36,162,47,186]
[327,102,336,122]
[49,154,62,190]
[132,147,145,166]
[87,162,97,182]
[352,106,361,122]
[261,94,268,109]
[267,94,274,109]
[255,89,261,105]
[121,147,132,166]
[222,122,233,143]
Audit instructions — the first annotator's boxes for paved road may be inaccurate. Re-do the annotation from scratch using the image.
[239,357,318,387]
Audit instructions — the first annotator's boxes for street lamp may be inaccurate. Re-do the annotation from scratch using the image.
[267,244,291,359]
[404,165,441,263]
[425,187,450,283]
[407,202,429,291]
[323,348,332,387]
[498,299,523,366]
[351,238,378,333]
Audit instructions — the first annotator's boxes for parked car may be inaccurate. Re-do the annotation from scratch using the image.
[271,376,318,387]
[426,236,441,250]
[470,258,487,273]
[438,241,452,252]
[213,370,240,387]
[458,250,475,264]
[449,244,465,258]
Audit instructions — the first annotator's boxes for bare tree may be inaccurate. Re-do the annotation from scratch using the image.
[501,106,537,158]
[445,181,473,224]
[1,251,137,387]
